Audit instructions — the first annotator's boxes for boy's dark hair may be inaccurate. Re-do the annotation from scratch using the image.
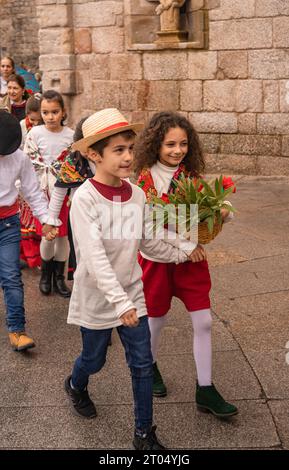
[41,90,67,125]
[89,129,136,156]
[7,73,25,90]
[134,111,205,177]
[74,116,89,143]
[72,117,90,163]
[25,94,41,115]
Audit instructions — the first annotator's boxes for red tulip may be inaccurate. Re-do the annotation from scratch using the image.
[222,176,236,193]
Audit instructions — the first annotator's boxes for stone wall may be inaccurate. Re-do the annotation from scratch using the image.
[0,0,39,70]
[37,0,289,175]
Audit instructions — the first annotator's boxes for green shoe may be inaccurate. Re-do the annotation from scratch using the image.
[153,362,167,397]
[196,382,238,418]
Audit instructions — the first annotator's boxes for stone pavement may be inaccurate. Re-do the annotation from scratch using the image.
[0,176,289,450]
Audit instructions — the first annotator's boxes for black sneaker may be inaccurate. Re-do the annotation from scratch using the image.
[64,375,97,419]
[133,425,166,450]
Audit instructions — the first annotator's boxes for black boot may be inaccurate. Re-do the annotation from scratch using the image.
[133,426,166,450]
[39,258,54,295]
[53,261,71,298]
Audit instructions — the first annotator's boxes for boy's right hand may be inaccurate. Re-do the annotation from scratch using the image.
[188,244,207,263]
[120,309,139,328]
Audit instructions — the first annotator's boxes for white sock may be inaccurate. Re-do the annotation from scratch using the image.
[54,236,70,262]
[148,316,168,363]
[40,237,55,261]
[189,309,212,386]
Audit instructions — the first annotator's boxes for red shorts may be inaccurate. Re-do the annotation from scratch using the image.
[138,255,211,317]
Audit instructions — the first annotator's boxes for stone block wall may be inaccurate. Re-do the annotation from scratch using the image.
[37,0,289,175]
[0,0,39,70]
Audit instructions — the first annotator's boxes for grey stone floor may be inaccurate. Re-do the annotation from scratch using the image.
[0,176,289,449]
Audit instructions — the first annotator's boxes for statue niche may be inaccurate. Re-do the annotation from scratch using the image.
[127,1,207,51]
[155,0,188,44]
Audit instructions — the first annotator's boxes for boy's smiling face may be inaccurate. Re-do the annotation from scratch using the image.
[88,133,135,187]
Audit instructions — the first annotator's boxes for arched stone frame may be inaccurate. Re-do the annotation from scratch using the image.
[124,0,209,50]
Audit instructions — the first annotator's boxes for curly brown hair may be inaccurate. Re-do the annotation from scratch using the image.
[134,111,205,177]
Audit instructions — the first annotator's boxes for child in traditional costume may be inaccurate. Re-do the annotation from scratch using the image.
[135,111,238,418]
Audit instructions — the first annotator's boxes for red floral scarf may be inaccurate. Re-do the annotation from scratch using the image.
[137,163,191,202]
[137,165,236,202]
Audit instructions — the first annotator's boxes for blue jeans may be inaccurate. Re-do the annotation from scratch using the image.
[71,315,153,433]
[0,214,25,332]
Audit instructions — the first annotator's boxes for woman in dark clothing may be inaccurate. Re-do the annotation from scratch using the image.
[0,74,31,121]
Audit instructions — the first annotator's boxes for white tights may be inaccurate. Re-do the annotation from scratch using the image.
[148,308,212,386]
[40,236,70,262]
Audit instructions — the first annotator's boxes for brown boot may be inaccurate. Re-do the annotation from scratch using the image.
[8,332,35,351]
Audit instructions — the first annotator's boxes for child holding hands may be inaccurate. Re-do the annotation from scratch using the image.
[24,90,73,297]
[0,111,58,351]
[64,108,196,449]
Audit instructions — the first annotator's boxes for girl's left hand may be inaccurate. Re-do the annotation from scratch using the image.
[189,244,207,263]
[220,208,230,221]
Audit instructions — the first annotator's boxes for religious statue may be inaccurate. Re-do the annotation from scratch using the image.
[156,0,186,32]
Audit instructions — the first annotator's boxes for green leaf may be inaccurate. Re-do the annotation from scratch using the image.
[206,216,214,233]
[199,179,216,198]
[215,177,221,196]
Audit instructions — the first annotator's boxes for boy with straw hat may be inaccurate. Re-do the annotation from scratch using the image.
[64,108,191,450]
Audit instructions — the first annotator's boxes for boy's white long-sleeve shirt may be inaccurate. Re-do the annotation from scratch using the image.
[67,180,188,330]
[0,149,49,224]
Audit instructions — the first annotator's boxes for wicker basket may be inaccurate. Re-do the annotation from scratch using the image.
[198,218,223,244]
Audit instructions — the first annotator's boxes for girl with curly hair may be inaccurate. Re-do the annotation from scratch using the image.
[134,111,238,418]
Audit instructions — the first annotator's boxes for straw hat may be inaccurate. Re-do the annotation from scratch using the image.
[0,110,22,156]
[72,108,143,153]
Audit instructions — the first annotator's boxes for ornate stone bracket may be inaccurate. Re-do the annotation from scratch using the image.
[125,0,208,51]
